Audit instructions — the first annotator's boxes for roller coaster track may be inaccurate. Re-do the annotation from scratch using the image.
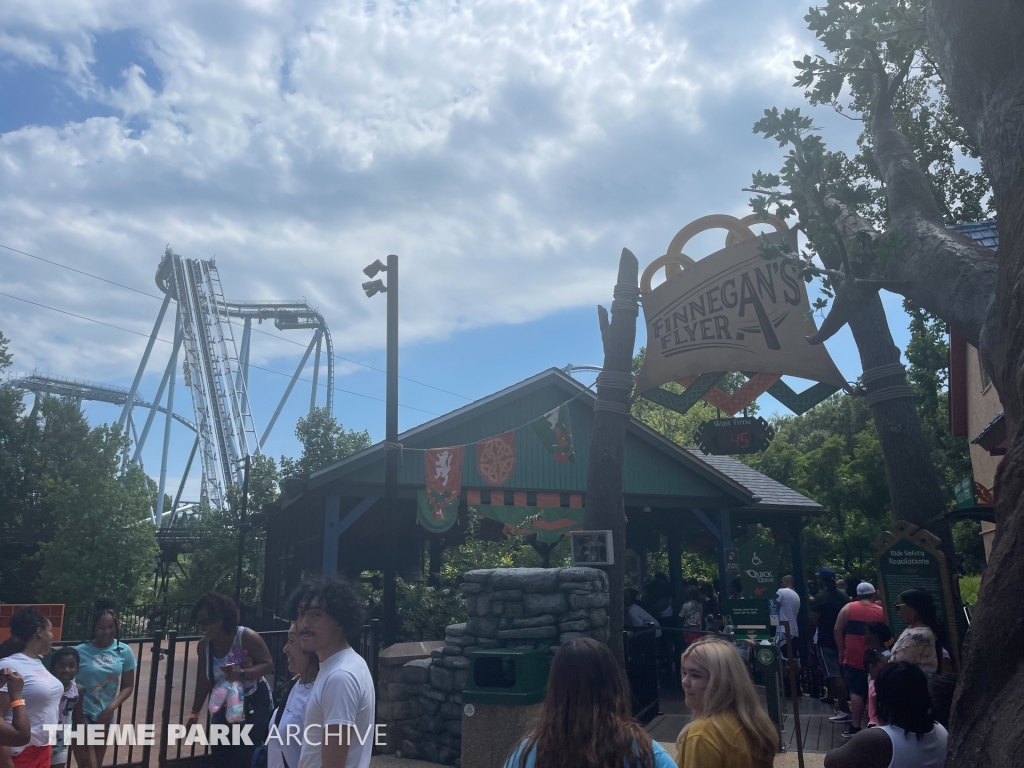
[1,372,197,432]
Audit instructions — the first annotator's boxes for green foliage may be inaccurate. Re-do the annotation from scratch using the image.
[959,574,981,607]
[35,424,159,606]
[164,454,280,605]
[390,579,468,643]
[1,335,158,604]
[279,407,371,477]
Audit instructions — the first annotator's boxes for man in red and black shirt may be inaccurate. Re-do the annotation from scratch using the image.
[834,582,884,738]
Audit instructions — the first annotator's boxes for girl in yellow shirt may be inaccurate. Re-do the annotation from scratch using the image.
[675,638,778,768]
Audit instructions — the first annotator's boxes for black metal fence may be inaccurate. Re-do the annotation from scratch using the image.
[61,605,199,642]
[49,620,382,768]
[623,628,660,725]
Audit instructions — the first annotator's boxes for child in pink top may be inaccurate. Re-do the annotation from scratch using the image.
[864,648,886,726]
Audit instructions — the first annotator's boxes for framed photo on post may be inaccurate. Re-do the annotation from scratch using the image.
[570,530,614,566]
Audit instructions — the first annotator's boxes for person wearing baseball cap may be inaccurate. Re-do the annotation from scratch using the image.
[833,582,884,738]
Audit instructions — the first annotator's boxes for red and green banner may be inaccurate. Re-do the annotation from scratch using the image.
[418,446,464,532]
[531,403,575,463]
[476,432,517,486]
[473,504,584,544]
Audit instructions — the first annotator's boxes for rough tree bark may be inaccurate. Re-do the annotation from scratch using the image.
[583,248,639,664]
[928,2,1024,766]
[797,2,1023,764]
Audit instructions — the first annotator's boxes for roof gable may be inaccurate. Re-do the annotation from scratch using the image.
[308,368,819,512]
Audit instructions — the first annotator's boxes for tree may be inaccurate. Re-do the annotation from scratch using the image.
[584,249,640,661]
[35,423,159,606]
[279,407,371,477]
[745,2,1023,763]
[164,454,280,606]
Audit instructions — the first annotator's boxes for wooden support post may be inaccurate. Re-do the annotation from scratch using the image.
[429,536,443,587]
[583,249,640,663]
[667,528,682,604]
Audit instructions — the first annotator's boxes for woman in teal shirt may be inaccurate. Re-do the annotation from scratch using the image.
[504,638,676,768]
[75,601,136,768]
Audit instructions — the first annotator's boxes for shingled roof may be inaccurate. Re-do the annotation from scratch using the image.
[948,220,999,251]
[685,448,822,511]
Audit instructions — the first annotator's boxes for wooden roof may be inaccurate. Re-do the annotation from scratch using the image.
[300,368,820,515]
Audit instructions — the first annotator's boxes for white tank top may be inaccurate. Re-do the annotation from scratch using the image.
[879,723,948,768]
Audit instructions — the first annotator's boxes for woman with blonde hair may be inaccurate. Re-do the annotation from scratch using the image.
[675,638,778,768]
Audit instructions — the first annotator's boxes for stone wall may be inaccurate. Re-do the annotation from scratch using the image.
[376,567,610,765]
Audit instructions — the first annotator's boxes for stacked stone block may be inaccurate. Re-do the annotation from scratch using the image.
[378,567,610,765]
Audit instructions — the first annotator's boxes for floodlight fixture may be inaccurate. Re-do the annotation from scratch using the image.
[364,259,387,278]
[362,279,386,298]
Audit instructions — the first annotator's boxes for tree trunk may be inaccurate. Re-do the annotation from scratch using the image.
[583,248,639,663]
[925,3,1024,766]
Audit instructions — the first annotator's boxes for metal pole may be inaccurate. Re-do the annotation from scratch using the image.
[169,436,199,527]
[310,331,322,414]
[155,312,181,526]
[784,621,805,767]
[383,254,399,646]
[119,292,171,428]
[235,455,251,604]
[132,324,184,464]
[260,326,324,449]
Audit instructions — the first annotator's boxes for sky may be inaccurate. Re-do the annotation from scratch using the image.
[0,0,915,505]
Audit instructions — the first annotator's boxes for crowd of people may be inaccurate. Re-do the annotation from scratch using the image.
[0,567,954,768]
[0,577,377,768]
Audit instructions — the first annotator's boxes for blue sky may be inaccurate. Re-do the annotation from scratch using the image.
[0,0,914,503]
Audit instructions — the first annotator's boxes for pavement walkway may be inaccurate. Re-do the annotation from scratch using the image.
[369,744,826,767]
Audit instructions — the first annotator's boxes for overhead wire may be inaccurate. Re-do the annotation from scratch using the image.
[0,290,440,416]
[0,242,473,400]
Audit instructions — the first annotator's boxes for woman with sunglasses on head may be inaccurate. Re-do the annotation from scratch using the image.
[675,637,778,768]
[504,637,675,768]
[74,599,136,768]
[0,609,64,768]
[889,590,941,676]
[188,593,274,768]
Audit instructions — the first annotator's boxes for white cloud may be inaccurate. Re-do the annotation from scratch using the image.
[0,0,848,386]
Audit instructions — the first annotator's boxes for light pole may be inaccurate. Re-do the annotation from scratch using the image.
[363,255,399,646]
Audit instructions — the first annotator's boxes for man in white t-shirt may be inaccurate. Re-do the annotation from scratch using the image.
[624,590,662,637]
[776,574,802,661]
[293,577,375,768]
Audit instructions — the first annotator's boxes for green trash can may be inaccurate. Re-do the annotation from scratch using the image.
[461,649,550,768]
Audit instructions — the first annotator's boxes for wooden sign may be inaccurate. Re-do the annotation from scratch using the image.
[634,216,848,398]
[874,521,960,670]
[694,416,774,455]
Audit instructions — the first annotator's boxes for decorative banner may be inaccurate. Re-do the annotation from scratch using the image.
[634,222,847,398]
[423,446,464,522]
[417,491,459,533]
[680,371,782,416]
[476,432,517,486]
[531,404,575,463]
[474,505,584,543]
[874,521,961,670]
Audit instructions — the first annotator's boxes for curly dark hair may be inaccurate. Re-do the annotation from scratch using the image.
[50,646,81,672]
[191,592,240,634]
[288,576,364,641]
[875,662,935,739]
[0,608,49,659]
